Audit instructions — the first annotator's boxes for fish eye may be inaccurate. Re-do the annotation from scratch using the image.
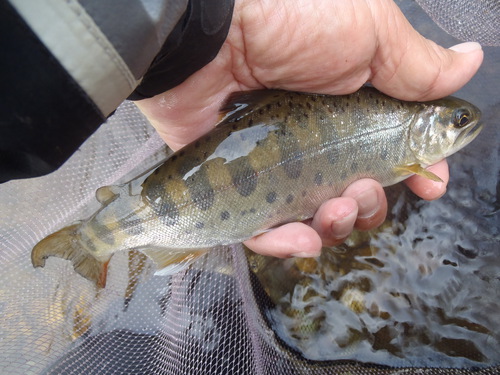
[453,108,471,128]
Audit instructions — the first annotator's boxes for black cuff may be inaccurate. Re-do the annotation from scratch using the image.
[128,0,234,101]
[0,2,104,183]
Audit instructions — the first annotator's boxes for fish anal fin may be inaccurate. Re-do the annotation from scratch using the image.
[395,164,443,182]
[31,224,110,288]
[143,248,209,276]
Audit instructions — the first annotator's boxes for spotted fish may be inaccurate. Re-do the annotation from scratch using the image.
[31,87,482,287]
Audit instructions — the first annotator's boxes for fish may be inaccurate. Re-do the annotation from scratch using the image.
[31,87,482,287]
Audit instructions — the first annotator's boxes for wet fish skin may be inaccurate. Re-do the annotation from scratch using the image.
[31,87,482,286]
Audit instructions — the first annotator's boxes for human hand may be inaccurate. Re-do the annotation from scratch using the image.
[135,0,483,258]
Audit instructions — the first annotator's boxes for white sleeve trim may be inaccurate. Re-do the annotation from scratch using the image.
[10,0,141,116]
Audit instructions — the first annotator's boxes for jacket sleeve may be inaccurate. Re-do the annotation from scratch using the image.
[0,0,234,183]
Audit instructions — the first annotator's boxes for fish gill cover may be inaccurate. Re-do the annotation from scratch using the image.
[0,1,499,374]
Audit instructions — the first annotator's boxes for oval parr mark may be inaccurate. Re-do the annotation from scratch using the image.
[227,159,258,197]
[88,220,115,245]
[185,167,215,211]
[277,125,303,179]
[142,180,180,226]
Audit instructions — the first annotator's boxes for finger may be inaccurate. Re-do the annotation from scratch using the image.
[309,197,358,247]
[341,179,388,231]
[244,222,322,258]
[369,3,483,100]
[404,159,449,200]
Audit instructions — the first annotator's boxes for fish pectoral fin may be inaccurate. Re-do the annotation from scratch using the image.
[143,248,209,276]
[395,164,443,182]
[218,90,283,123]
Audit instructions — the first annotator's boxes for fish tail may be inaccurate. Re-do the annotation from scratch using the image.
[31,224,110,288]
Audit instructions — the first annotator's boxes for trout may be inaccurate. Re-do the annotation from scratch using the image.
[31,88,482,287]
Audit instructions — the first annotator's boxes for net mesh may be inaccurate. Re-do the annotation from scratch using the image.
[1,1,499,374]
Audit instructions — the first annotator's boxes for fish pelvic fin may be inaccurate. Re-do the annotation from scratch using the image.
[31,224,110,288]
[143,248,209,276]
[395,163,443,182]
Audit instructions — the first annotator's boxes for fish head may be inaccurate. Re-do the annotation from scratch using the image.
[409,96,482,166]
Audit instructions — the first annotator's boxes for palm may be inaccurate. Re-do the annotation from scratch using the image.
[136,0,482,257]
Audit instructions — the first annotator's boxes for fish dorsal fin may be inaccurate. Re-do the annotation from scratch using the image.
[143,248,209,276]
[218,90,283,123]
[395,164,443,182]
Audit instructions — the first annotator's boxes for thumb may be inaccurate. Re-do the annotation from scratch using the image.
[369,4,483,101]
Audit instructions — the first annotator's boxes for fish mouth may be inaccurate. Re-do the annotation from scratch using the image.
[455,120,483,148]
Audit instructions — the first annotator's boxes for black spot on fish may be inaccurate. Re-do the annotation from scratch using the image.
[302,190,307,197]
[286,194,294,204]
[314,172,323,186]
[345,102,350,108]
[266,191,277,203]
[168,174,173,180]
[241,210,247,216]
[306,102,312,110]
[249,208,256,214]
[259,108,264,115]
[356,96,360,104]
[185,167,215,211]
[341,171,347,180]
[221,211,230,220]
[327,149,339,164]
[227,159,258,197]
[195,222,204,229]
[380,149,389,160]
[232,123,238,130]
[248,119,254,127]
[277,101,282,107]
[351,162,358,172]
[288,101,294,108]
[311,96,317,102]
[171,155,178,162]
[153,168,161,175]
[376,99,380,105]
[195,141,201,148]
[266,104,271,110]
[179,151,185,157]
[206,136,212,142]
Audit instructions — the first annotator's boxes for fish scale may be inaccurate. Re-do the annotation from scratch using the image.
[31,87,482,287]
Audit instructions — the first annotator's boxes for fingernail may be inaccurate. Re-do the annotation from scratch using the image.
[355,188,379,219]
[449,42,482,53]
[331,210,358,239]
